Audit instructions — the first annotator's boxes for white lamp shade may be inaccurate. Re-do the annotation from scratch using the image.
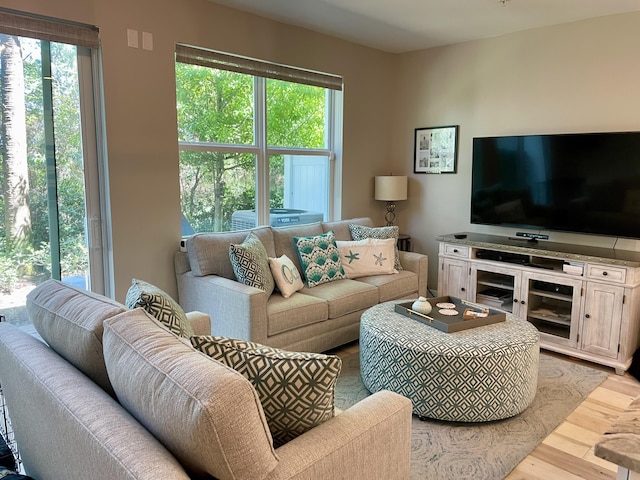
[374,176,408,201]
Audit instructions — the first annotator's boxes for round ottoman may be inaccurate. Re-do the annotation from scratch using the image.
[360,301,540,422]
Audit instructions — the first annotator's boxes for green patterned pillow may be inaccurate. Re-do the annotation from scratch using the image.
[125,278,194,338]
[293,230,346,287]
[349,224,403,270]
[191,335,342,447]
[229,232,275,296]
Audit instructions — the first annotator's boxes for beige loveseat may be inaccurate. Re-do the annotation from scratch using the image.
[0,280,412,480]
[175,217,428,353]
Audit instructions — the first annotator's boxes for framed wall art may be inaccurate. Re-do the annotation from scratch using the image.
[414,125,459,174]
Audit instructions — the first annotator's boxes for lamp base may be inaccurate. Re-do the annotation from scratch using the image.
[384,201,396,226]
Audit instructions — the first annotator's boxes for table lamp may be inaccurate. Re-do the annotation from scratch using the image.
[374,175,407,226]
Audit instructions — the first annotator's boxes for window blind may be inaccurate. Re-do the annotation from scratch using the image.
[176,44,342,91]
[0,8,99,49]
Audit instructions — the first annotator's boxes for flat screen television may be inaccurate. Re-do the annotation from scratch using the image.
[471,132,640,239]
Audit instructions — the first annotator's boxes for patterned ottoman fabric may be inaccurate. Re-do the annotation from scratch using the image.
[360,302,540,422]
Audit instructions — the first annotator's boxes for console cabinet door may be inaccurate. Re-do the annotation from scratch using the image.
[469,263,523,318]
[438,258,471,301]
[580,282,624,359]
[522,271,583,349]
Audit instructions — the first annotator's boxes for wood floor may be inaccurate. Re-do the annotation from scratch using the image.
[330,342,640,480]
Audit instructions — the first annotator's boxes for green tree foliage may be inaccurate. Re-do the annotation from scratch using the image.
[176,63,326,232]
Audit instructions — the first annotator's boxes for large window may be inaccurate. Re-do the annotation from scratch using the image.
[175,45,343,234]
[0,10,107,327]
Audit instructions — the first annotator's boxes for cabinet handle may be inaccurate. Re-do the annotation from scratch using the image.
[520,300,526,305]
[453,249,459,253]
[585,313,590,318]
[602,271,608,276]
[460,287,465,292]
[513,299,518,303]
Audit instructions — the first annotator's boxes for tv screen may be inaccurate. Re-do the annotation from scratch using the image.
[471,132,640,239]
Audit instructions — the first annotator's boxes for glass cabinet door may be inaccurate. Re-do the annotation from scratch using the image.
[470,263,522,316]
[522,272,583,348]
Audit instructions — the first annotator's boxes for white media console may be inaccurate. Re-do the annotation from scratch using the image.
[437,232,640,374]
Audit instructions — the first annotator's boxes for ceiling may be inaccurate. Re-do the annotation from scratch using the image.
[208,0,640,53]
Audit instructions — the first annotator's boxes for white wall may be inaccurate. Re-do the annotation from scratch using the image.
[391,13,640,289]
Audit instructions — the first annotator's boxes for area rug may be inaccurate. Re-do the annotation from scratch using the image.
[334,352,608,480]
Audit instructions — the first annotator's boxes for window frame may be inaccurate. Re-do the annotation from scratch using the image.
[176,46,343,231]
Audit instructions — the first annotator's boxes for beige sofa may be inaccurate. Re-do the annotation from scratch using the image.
[175,217,428,352]
[0,280,412,480]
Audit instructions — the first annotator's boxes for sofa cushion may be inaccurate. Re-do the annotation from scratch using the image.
[301,279,379,319]
[0,322,194,480]
[26,279,127,396]
[356,270,419,302]
[336,238,398,278]
[268,254,304,298]
[187,226,275,278]
[349,224,403,270]
[125,278,194,338]
[267,292,328,336]
[294,231,346,287]
[272,222,324,274]
[229,232,275,296]
[103,309,278,480]
[190,335,342,447]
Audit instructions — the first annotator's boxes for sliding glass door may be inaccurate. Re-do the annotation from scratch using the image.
[0,31,105,326]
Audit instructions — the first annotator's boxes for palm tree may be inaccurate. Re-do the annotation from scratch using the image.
[1,34,31,252]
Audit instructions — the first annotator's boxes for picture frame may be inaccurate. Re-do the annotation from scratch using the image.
[414,125,459,174]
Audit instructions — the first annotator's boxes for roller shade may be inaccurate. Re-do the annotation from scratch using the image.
[176,43,342,91]
[0,8,99,49]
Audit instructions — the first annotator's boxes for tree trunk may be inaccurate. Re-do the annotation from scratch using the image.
[214,152,225,232]
[1,34,31,252]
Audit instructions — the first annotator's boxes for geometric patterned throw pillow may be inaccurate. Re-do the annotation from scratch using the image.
[229,232,275,297]
[190,335,342,447]
[349,224,403,270]
[293,230,346,288]
[124,278,194,338]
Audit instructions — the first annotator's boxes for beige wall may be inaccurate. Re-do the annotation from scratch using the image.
[4,1,640,296]
[2,0,394,300]
[391,13,640,289]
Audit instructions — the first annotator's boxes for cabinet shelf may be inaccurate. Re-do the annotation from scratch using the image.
[478,280,514,291]
[528,313,571,327]
[529,288,573,303]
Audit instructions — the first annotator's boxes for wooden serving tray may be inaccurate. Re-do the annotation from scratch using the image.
[394,296,506,333]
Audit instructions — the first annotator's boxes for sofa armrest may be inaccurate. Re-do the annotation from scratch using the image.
[399,251,428,297]
[177,272,269,343]
[268,391,412,480]
[185,311,211,336]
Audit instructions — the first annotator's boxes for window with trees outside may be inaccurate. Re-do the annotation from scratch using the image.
[175,45,343,234]
[0,10,107,328]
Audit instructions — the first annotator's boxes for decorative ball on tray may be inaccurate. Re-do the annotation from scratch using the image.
[411,296,432,315]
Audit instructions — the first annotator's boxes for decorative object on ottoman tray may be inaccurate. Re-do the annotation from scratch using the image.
[396,296,505,333]
[411,296,432,315]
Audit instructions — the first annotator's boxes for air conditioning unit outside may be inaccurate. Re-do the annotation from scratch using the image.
[231,208,324,230]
